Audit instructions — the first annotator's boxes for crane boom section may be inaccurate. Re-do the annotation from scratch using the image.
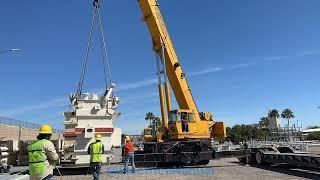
[138,0,198,114]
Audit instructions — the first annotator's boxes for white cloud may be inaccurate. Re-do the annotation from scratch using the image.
[262,50,319,62]
[263,55,289,61]
[188,67,224,76]
[120,92,158,104]
[86,79,158,94]
[3,49,318,117]
[0,97,67,116]
[0,79,159,116]
[230,62,257,69]
[117,79,157,91]
[298,50,319,56]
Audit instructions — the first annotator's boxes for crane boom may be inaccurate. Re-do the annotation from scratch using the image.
[138,0,198,114]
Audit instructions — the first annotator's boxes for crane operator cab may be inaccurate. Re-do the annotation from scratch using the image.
[168,110,199,137]
[143,109,226,142]
[143,128,153,142]
[168,109,226,140]
[169,110,195,133]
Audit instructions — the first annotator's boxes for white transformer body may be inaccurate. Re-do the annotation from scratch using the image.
[62,84,121,165]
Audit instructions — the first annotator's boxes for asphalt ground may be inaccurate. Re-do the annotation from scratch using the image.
[3,145,319,179]
[51,158,320,180]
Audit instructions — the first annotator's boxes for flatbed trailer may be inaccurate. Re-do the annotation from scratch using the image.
[239,146,320,168]
[134,141,250,166]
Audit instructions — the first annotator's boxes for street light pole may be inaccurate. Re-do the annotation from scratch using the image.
[0,48,20,55]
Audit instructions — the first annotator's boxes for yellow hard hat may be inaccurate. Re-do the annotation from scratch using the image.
[125,136,131,141]
[38,124,53,135]
[95,134,102,140]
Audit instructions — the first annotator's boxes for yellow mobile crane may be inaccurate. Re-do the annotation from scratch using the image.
[135,0,227,165]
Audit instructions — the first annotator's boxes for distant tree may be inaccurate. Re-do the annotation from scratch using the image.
[226,127,232,139]
[259,117,271,140]
[145,113,163,137]
[252,127,265,141]
[226,124,264,143]
[268,109,280,119]
[145,112,155,127]
[154,116,162,132]
[306,126,320,129]
[306,132,320,140]
[226,125,241,143]
[259,117,270,129]
[281,109,295,129]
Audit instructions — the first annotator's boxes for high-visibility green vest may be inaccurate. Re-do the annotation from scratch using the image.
[28,139,48,175]
[90,141,103,162]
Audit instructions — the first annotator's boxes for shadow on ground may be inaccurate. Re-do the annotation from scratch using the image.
[229,161,320,179]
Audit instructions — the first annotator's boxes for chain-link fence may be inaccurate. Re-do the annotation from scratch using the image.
[0,116,63,134]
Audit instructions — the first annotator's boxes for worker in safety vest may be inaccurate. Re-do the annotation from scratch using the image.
[28,124,59,180]
[123,137,135,174]
[88,134,104,180]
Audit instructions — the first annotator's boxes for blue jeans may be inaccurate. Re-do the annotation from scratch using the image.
[90,162,102,180]
[123,153,135,173]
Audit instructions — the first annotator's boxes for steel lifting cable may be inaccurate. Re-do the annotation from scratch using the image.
[97,4,113,87]
[76,4,97,96]
[76,0,113,96]
[155,51,162,85]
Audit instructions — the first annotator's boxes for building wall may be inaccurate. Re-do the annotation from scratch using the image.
[268,117,280,129]
[0,124,62,141]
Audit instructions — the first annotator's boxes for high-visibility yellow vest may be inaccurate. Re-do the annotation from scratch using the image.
[28,139,48,175]
[90,141,103,162]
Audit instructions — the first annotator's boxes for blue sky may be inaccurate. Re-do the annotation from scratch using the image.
[1,0,320,134]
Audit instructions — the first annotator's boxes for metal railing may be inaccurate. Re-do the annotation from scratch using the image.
[0,116,63,134]
[246,140,311,151]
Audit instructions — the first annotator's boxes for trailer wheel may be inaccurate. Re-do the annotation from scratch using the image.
[200,160,209,165]
[4,167,9,173]
[244,150,252,164]
[238,149,252,164]
[255,150,263,165]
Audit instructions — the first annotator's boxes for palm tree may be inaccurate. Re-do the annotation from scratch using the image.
[259,117,270,141]
[154,116,162,132]
[268,109,280,119]
[145,112,155,127]
[259,117,270,129]
[281,108,295,131]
